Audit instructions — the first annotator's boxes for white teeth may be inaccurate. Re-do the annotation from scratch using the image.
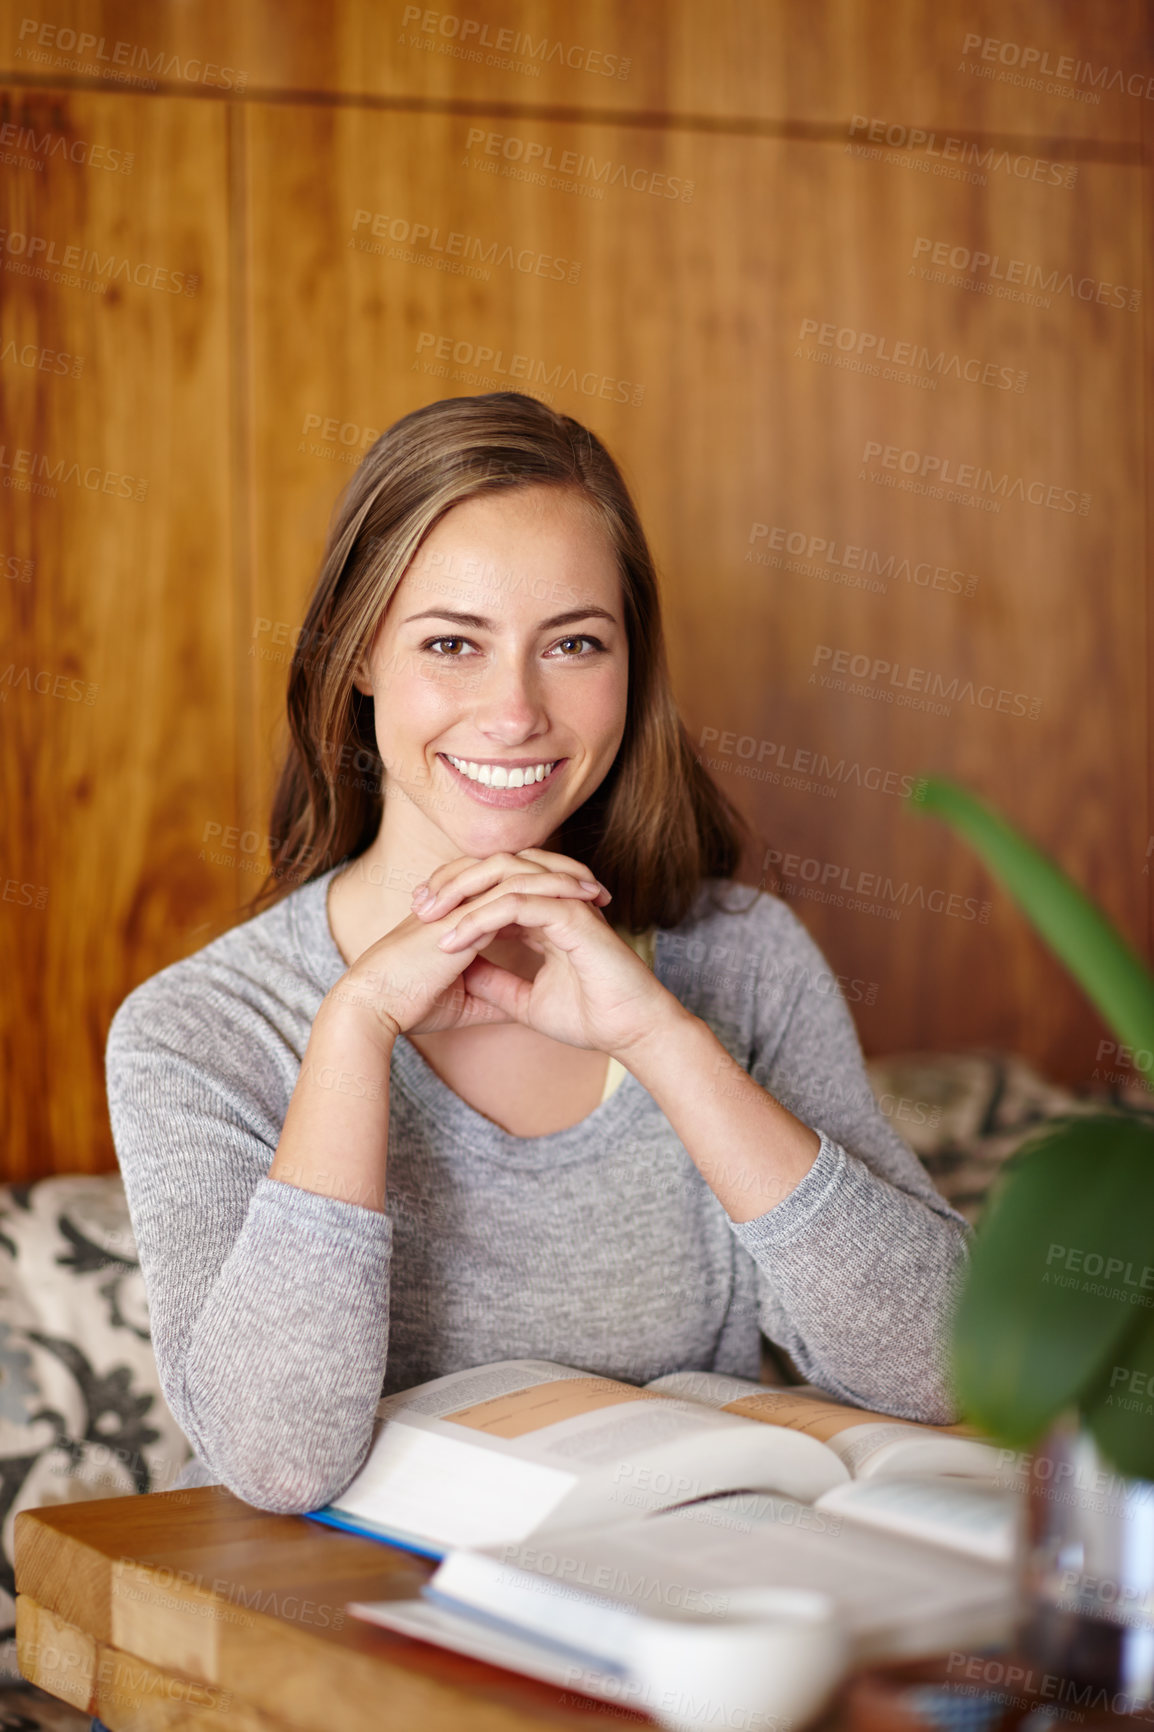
[445,755,557,788]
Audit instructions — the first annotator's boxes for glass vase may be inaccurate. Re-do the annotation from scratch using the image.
[1018,1414,1154,1719]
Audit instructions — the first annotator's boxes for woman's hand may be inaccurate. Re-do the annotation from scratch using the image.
[410,847,683,1058]
[327,850,608,1044]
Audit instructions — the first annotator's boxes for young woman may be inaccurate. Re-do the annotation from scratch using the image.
[106,391,969,1519]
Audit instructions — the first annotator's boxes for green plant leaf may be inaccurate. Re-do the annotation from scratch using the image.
[952,1114,1154,1447]
[1082,1300,1154,1479]
[909,778,1154,1077]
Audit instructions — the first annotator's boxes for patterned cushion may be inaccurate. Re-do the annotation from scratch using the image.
[863,1048,1148,1222]
[0,1177,192,1679]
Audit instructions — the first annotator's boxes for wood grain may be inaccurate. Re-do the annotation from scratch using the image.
[0,84,239,1180]
[0,0,1150,1179]
[15,1486,653,1728]
[18,1593,289,1727]
[1,1,1148,142]
[14,1595,95,1711]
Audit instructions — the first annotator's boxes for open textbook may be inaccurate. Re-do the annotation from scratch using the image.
[410,1481,1019,1672]
[349,1478,1020,1683]
[306,1357,1011,1559]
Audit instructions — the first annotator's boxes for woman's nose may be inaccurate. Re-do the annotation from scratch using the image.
[472,658,547,737]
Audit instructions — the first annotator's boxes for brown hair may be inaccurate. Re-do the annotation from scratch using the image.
[240,392,754,933]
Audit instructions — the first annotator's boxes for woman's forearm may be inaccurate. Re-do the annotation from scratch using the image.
[268,991,396,1212]
[618,1007,821,1221]
[175,1179,394,1510]
[618,1001,967,1419]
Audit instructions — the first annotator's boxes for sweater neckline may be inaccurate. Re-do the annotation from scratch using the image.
[290,863,657,1164]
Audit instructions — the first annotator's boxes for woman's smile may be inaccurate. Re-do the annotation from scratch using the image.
[437,751,567,808]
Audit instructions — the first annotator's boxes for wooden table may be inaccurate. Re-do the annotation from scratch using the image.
[14,1486,665,1730]
[16,1487,1064,1732]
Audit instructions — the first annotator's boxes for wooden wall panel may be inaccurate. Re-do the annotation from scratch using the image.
[2,2,1149,138]
[664,141,1148,1082]
[0,88,236,1176]
[0,0,1150,1175]
[245,96,1148,1088]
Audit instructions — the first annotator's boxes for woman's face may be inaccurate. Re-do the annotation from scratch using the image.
[357,485,629,859]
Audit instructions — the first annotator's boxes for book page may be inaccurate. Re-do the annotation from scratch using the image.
[340,1361,663,1553]
[648,1373,998,1481]
[723,1390,999,1479]
[380,1364,825,1474]
[433,1491,1013,1667]
[583,1493,1005,1622]
[650,1371,980,1444]
[816,1476,1022,1563]
[442,1377,665,1439]
[720,1388,964,1441]
[334,1359,845,1553]
[348,1596,635,1702]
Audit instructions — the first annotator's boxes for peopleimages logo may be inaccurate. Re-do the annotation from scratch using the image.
[15,17,247,89]
[960,31,1154,101]
[1,338,84,379]
[747,524,979,597]
[761,845,992,926]
[0,664,98,704]
[812,643,1042,721]
[0,227,198,295]
[860,440,1091,516]
[400,7,631,78]
[0,444,148,503]
[798,317,1027,392]
[463,128,694,202]
[847,115,1076,188]
[912,237,1140,312]
[351,210,581,284]
[414,332,644,405]
[698,726,926,802]
[0,120,134,174]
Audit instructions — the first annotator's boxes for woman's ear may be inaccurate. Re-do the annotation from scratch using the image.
[351,650,373,697]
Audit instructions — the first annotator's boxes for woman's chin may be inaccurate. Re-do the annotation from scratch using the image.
[444,804,567,854]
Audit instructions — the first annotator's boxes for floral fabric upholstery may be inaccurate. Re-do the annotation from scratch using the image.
[0,1178,191,1682]
[863,1048,1151,1222]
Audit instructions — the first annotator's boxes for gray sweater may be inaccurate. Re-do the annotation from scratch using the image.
[105,866,969,1515]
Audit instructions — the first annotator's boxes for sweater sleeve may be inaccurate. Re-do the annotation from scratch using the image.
[723,895,971,1423]
[105,972,393,1514]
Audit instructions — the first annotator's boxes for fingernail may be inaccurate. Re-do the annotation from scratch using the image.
[412,886,429,904]
[579,880,600,892]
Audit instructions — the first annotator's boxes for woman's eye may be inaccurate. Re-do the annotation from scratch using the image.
[424,637,471,656]
[553,635,602,657]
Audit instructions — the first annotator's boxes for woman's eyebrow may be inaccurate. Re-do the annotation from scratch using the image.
[401,606,618,630]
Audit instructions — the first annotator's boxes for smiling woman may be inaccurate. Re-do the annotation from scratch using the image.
[251,392,744,937]
[104,393,970,1517]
